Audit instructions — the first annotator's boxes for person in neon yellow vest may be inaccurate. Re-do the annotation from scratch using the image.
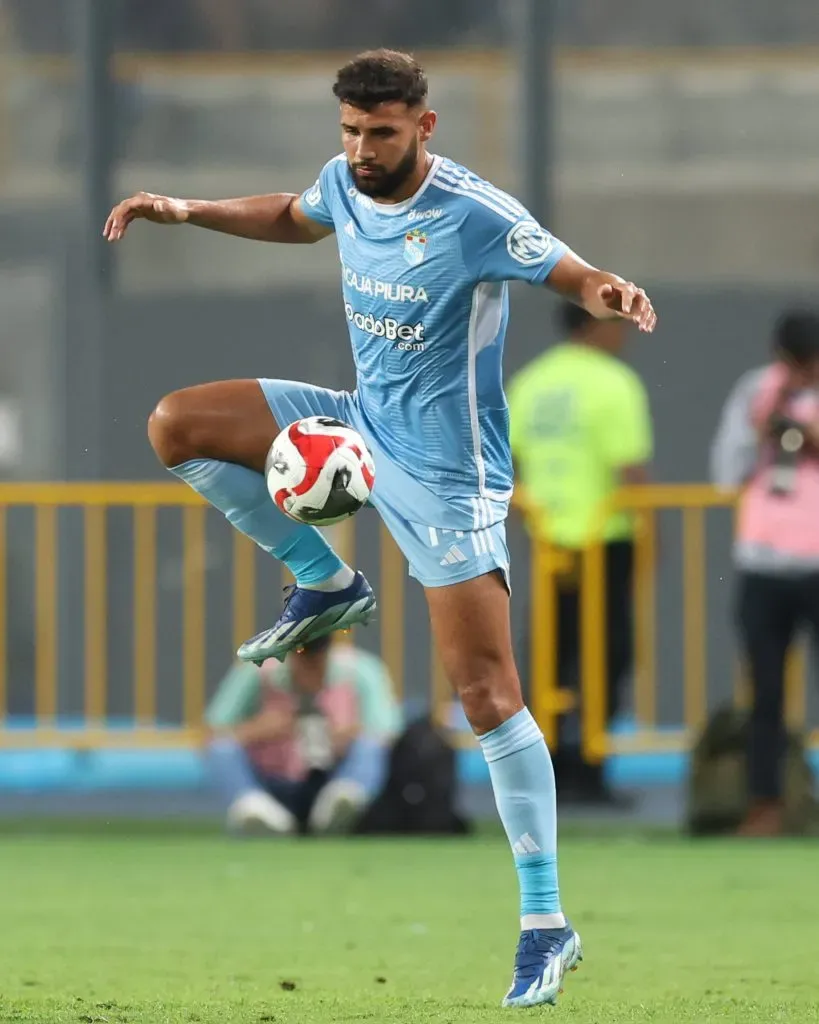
[508,302,653,805]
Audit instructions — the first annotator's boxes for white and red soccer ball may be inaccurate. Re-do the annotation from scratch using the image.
[265,417,375,526]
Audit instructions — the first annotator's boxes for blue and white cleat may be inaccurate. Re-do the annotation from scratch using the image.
[236,571,376,665]
[502,926,583,1008]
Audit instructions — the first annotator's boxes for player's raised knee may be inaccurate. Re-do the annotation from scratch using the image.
[148,389,196,468]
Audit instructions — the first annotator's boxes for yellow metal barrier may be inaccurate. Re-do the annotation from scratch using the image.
[527,484,818,763]
[0,485,201,748]
[0,482,414,750]
[3,481,813,758]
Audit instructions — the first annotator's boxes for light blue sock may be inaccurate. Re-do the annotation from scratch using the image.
[479,707,565,930]
[172,458,344,587]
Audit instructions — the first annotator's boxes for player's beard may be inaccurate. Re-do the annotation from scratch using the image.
[351,138,420,199]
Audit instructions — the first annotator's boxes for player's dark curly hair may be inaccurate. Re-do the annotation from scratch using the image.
[333,49,428,110]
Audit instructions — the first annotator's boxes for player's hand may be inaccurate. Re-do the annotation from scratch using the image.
[103,192,189,242]
[596,281,656,333]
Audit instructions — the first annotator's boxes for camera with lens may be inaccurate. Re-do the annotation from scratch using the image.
[767,412,806,496]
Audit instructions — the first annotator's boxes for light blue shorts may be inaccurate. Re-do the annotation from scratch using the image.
[258,378,510,590]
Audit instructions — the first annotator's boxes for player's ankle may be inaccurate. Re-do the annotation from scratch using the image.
[521,913,567,931]
[301,565,356,592]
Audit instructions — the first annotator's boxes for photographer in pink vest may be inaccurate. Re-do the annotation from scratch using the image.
[711,311,819,837]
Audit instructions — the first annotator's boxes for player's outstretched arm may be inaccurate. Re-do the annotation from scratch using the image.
[103,192,333,245]
[546,251,657,333]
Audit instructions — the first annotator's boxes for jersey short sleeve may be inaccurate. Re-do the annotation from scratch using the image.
[298,155,344,229]
[457,180,567,285]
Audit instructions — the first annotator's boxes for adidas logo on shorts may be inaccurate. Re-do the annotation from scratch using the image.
[439,544,468,567]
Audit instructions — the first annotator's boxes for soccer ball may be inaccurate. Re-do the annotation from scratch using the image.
[265,416,375,526]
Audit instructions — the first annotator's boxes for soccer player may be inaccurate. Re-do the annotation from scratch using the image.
[104,49,656,1008]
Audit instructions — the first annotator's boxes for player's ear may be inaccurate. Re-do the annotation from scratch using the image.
[418,109,437,143]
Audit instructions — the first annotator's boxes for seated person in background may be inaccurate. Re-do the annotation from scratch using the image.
[206,635,402,835]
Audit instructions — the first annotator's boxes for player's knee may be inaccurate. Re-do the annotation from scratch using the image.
[148,390,197,468]
[455,665,524,735]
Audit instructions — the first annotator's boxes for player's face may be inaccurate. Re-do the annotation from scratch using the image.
[340,101,435,199]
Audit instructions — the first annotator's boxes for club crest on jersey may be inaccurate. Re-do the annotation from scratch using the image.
[403,228,428,266]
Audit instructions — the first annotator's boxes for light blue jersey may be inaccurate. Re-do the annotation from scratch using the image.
[260,153,566,586]
[297,153,567,530]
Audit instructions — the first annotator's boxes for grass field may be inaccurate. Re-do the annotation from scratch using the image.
[0,824,817,1023]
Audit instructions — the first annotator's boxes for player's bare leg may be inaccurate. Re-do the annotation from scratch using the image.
[426,571,582,1008]
[148,379,278,473]
[148,379,375,662]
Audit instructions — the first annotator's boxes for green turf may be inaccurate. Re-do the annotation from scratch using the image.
[0,830,817,1022]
